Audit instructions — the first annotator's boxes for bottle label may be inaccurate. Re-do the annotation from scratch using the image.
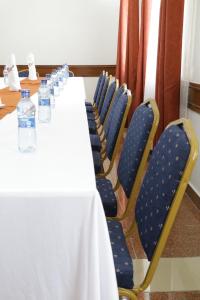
[18,117,35,128]
[39,98,50,106]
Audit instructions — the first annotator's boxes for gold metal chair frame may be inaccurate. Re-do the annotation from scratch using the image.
[69,70,75,77]
[107,99,160,222]
[96,89,132,178]
[118,118,199,300]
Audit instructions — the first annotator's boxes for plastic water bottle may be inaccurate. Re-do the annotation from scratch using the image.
[46,74,55,107]
[3,66,8,85]
[38,79,51,123]
[54,80,60,97]
[17,89,36,153]
[63,64,69,81]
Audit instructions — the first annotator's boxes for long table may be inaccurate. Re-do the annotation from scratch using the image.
[0,78,118,300]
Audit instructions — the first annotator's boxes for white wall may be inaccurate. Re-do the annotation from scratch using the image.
[0,0,119,65]
[182,0,200,196]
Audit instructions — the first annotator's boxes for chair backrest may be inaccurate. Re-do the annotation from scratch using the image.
[117,99,159,216]
[95,73,107,107]
[68,70,74,77]
[93,71,105,104]
[18,69,29,77]
[104,84,127,137]
[132,119,198,292]
[97,75,110,112]
[99,79,118,125]
[106,90,132,162]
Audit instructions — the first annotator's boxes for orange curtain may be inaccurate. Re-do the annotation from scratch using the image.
[155,0,185,139]
[116,0,139,94]
[128,0,152,121]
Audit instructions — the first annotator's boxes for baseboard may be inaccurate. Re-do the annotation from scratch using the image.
[0,65,116,77]
[186,184,200,209]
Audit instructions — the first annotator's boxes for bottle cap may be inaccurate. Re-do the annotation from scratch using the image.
[25,89,30,97]
[21,89,27,98]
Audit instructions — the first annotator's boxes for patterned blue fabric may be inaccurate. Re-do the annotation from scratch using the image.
[95,75,106,107]
[88,120,97,134]
[135,125,191,261]
[97,77,109,113]
[107,220,134,289]
[93,73,104,104]
[86,106,94,113]
[96,178,117,217]
[85,102,92,107]
[100,81,117,124]
[87,112,95,121]
[104,85,125,137]
[90,134,101,151]
[117,104,154,198]
[19,70,29,77]
[106,93,128,160]
[92,151,102,174]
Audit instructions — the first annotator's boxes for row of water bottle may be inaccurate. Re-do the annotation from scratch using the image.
[17,64,69,153]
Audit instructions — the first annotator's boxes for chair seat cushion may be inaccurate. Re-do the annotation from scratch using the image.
[92,151,103,174]
[107,220,134,289]
[87,112,96,121]
[85,101,92,106]
[96,178,117,217]
[90,134,101,151]
[88,120,97,134]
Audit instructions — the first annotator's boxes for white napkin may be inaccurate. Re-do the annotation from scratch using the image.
[7,54,21,91]
[27,53,37,80]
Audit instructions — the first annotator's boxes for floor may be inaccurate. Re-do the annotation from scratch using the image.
[104,140,200,299]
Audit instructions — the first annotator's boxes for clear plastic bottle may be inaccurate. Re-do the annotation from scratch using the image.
[57,68,64,90]
[38,79,51,123]
[17,89,36,153]
[54,80,60,97]
[46,74,55,107]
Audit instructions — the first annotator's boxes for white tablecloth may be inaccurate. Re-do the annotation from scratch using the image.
[0,78,118,300]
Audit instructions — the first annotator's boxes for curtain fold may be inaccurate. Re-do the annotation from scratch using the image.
[128,0,152,122]
[155,0,185,139]
[116,0,139,96]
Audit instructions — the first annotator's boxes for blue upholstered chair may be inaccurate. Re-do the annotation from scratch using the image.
[18,69,29,77]
[107,119,198,299]
[68,70,74,77]
[93,90,132,175]
[90,83,126,152]
[85,71,106,112]
[18,69,39,78]
[87,74,110,134]
[88,79,118,147]
[97,99,159,218]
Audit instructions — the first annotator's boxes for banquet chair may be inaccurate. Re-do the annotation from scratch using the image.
[97,99,159,218]
[18,69,39,78]
[107,119,198,300]
[93,90,132,175]
[85,71,106,111]
[88,78,118,138]
[87,74,110,134]
[90,83,126,152]
[69,70,74,77]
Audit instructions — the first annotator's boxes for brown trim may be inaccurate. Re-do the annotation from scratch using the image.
[188,82,200,113]
[0,65,116,77]
[186,184,200,210]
